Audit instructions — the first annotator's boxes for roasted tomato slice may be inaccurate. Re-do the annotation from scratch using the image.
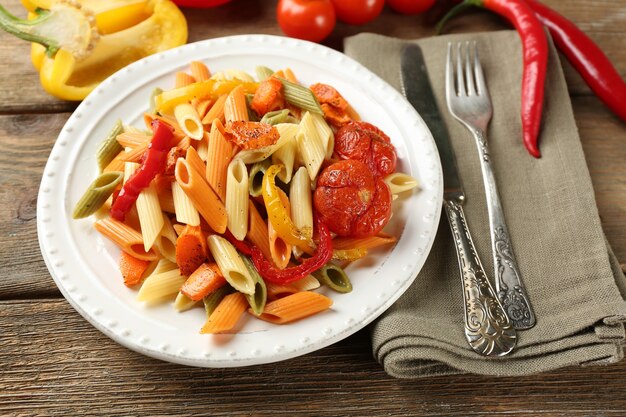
[334,121,397,177]
[225,121,280,149]
[251,77,285,116]
[314,159,392,237]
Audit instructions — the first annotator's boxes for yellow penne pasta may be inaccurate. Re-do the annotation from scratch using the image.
[269,189,292,270]
[225,69,255,82]
[224,85,249,123]
[255,292,333,324]
[207,235,255,294]
[200,292,248,334]
[331,233,397,251]
[174,291,200,312]
[205,119,234,202]
[175,158,227,234]
[137,268,187,302]
[289,167,313,239]
[384,172,420,195]
[175,72,196,88]
[94,218,159,261]
[152,258,179,275]
[202,94,227,125]
[190,61,211,81]
[225,159,249,241]
[172,181,200,226]
[271,123,299,183]
[310,112,334,159]
[154,214,177,263]
[195,132,209,161]
[158,182,176,214]
[247,200,272,261]
[174,103,204,141]
[136,181,164,251]
[296,112,325,180]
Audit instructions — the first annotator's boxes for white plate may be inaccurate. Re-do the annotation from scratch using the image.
[37,35,443,367]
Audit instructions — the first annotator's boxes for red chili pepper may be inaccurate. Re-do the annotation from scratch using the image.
[525,0,626,123]
[250,216,333,284]
[439,0,548,158]
[110,120,174,221]
[222,228,253,256]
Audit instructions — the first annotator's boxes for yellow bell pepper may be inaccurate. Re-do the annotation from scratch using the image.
[1,0,187,101]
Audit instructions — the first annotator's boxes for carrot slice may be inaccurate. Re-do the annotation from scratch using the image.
[181,262,227,301]
[175,225,209,276]
[251,76,285,116]
[119,251,151,287]
[224,121,280,150]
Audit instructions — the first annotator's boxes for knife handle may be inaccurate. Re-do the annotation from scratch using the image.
[443,199,517,357]
[473,128,536,330]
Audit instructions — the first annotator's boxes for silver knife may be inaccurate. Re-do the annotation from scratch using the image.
[400,44,516,357]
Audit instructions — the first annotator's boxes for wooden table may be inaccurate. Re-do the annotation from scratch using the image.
[1,0,625,415]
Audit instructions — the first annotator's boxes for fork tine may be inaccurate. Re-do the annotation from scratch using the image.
[455,42,465,96]
[473,42,488,96]
[445,42,455,101]
[464,41,475,96]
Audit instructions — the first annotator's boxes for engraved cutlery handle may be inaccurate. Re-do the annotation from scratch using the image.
[443,199,517,356]
[473,128,536,330]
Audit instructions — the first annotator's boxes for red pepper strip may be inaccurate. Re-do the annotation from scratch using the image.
[250,216,333,285]
[110,120,174,221]
[440,0,548,158]
[222,228,253,256]
[526,0,626,123]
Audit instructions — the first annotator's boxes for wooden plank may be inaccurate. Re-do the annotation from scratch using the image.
[2,298,626,416]
[0,0,624,113]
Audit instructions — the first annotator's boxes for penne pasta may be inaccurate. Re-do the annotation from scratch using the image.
[241,256,267,316]
[73,171,123,219]
[193,99,213,121]
[151,258,179,275]
[284,68,297,83]
[224,85,249,123]
[172,181,200,226]
[233,125,291,164]
[279,78,323,115]
[137,268,187,302]
[309,112,334,159]
[265,275,320,300]
[149,87,163,114]
[203,285,232,318]
[247,159,271,197]
[200,292,248,334]
[190,61,211,81]
[95,120,124,172]
[225,159,249,241]
[207,235,255,295]
[174,291,200,312]
[94,218,159,261]
[175,71,196,88]
[154,214,178,263]
[158,181,176,214]
[255,292,333,324]
[205,119,234,202]
[202,93,228,125]
[331,233,397,251]
[136,181,164,252]
[289,167,313,239]
[247,200,272,261]
[384,172,420,195]
[116,131,150,149]
[175,158,227,234]
[255,65,274,81]
[185,146,206,179]
[174,103,204,140]
[297,112,326,181]
[269,189,292,270]
[271,123,299,183]
[313,263,352,293]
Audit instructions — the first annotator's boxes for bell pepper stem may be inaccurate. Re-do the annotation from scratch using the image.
[0,5,59,56]
[436,0,483,34]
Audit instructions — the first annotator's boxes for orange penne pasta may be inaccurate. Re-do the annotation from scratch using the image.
[116,131,150,148]
[193,98,213,120]
[144,113,185,139]
[255,292,333,324]
[200,292,248,334]
[177,136,191,151]
[272,69,285,79]
[224,85,249,123]
[158,186,176,214]
[120,143,148,163]
[284,68,297,83]
[175,72,196,88]
[94,218,159,261]
[268,189,292,270]
[331,233,397,251]
[102,151,126,173]
[190,61,211,81]
[175,158,227,234]
[247,200,272,261]
[266,275,320,300]
[205,119,234,202]
[202,93,227,125]
[185,146,206,180]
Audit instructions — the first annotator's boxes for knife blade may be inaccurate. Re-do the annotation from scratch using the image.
[399,44,517,357]
[400,44,463,201]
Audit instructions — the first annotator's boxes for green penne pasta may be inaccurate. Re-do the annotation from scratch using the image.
[245,93,260,122]
[95,120,124,172]
[72,171,124,219]
[149,87,163,114]
[255,65,274,81]
[203,286,232,318]
[241,256,267,316]
[260,109,290,126]
[313,263,353,293]
[248,159,271,197]
[279,78,323,115]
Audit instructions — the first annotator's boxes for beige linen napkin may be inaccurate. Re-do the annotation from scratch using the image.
[344,31,626,377]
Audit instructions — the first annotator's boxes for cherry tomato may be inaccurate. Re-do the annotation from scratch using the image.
[172,0,231,7]
[277,0,336,43]
[334,121,397,177]
[330,0,384,25]
[387,0,436,15]
[314,159,392,238]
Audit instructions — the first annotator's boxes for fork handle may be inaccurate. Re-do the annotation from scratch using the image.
[473,128,536,330]
[443,199,517,356]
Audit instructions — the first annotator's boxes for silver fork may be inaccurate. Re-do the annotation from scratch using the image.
[446,41,536,330]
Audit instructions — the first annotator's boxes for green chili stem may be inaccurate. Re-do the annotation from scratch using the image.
[0,5,58,55]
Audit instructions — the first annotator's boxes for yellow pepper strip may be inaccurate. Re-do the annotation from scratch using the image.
[27,0,187,100]
[155,80,259,114]
[332,248,368,262]
[262,164,315,255]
